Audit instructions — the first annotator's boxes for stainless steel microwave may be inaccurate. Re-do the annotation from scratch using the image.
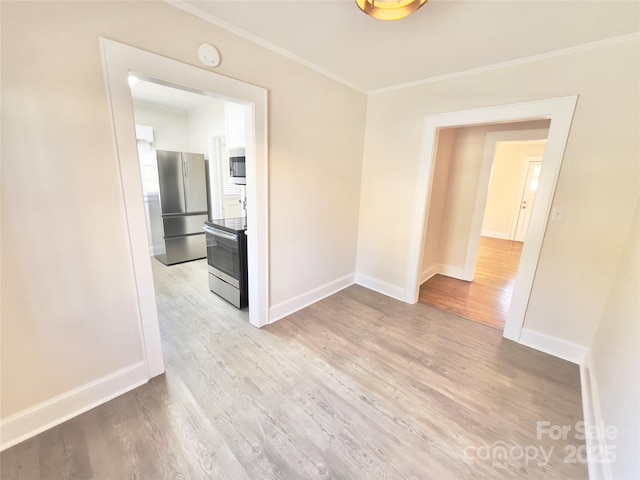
[229,147,246,185]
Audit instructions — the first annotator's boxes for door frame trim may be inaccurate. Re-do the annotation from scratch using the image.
[207,130,227,220]
[462,129,549,282]
[405,96,577,341]
[100,38,270,379]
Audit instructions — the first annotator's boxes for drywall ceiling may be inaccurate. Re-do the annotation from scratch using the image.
[173,0,640,92]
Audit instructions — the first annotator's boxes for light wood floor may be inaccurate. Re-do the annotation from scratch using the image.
[419,236,524,330]
[1,259,586,479]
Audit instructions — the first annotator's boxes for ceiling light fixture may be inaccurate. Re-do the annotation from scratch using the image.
[355,0,428,21]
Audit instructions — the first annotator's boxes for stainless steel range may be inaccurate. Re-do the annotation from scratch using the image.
[203,217,248,308]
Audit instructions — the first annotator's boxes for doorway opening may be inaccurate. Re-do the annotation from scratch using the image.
[418,129,549,330]
[101,39,269,380]
[404,96,577,342]
[128,77,253,323]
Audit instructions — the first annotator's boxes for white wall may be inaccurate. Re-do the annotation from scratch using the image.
[188,102,226,154]
[589,199,639,480]
[132,104,191,152]
[482,141,547,240]
[357,38,639,350]
[132,101,226,155]
[188,102,229,217]
[1,0,366,431]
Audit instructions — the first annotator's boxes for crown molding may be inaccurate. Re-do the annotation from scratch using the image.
[370,32,640,95]
[166,1,639,97]
[167,0,368,94]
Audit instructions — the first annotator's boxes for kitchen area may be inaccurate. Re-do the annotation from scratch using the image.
[130,78,250,310]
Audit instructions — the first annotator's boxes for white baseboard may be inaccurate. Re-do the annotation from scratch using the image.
[419,264,440,285]
[354,273,405,301]
[438,264,468,281]
[269,273,355,323]
[518,328,588,364]
[481,230,510,240]
[580,351,611,480]
[0,361,148,452]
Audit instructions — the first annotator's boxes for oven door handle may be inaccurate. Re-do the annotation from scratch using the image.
[203,225,238,241]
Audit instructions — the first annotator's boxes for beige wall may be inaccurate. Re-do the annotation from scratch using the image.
[590,199,639,479]
[1,1,366,419]
[482,141,547,239]
[357,39,639,347]
[420,128,456,277]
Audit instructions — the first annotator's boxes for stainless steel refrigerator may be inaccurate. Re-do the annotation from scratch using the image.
[148,150,209,265]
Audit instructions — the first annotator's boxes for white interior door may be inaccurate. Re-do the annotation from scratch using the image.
[513,160,542,242]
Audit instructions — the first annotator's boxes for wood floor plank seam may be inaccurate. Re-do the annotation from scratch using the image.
[1,259,586,479]
[419,236,524,330]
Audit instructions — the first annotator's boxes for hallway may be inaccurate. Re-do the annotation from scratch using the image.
[419,236,523,330]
